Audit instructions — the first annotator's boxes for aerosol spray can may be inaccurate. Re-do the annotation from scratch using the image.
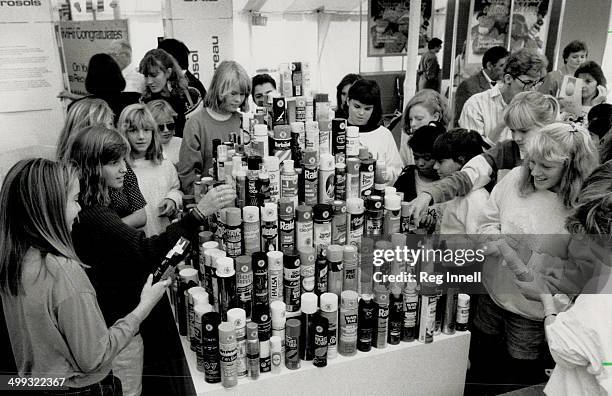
[217,144,227,182]
[199,240,218,290]
[346,198,365,253]
[383,194,401,237]
[235,255,253,320]
[202,311,222,383]
[280,160,298,208]
[204,248,225,309]
[357,293,375,352]
[263,156,281,203]
[400,202,414,234]
[338,290,359,356]
[388,287,404,345]
[342,245,359,292]
[245,156,260,204]
[195,302,214,372]
[345,126,359,158]
[285,318,301,370]
[300,292,318,360]
[253,304,271,373]
[302,149,318,206]
[373,158,387,196]
[315,254,328,297]
[318,154,335,204]
[326,244,344,296]
[320,292,338,359]
[267,250,284,303]
[214,208,226,251]
[456,294,470,332]
[270,300,286,355]
[296,205,313,251]
[331,118,347,164]
[335,163,346,201]
[346,158,361,200]
[224,208,242,258]
[360,157,376,199]
[243,206,260,255]
[360,238,375,296]
[261,203,278,252]
[299,246,316,295]
[246,322,260,379]
[442,287,458,335]
[212,139,222,181]
[305,121,319,154]
[373,286,389,349]
[365,195,383,238]
[318,120,331,155]
[270,335,282,373]
[218,322,238,388]
[252,252,269,307]
[290,121,305,150]
[283,252,301,313]
[178,268,199,336]
[312,314,329,368]
[278,198,295,255]
[402,282,419,342]
[188,287,208,350]
[418,283,437,344]
[256,164,271,206]
[272,125,291,164]
[216,257,237,321]
[313,203,332,257]
[253,124,269,158]
[331,200,347,245]
[235,167,246,208]
[227,308,247,378]
[295,97,306,123]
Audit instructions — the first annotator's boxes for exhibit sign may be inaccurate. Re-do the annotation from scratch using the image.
[57,19,129,95]
[0,0,51,23]
[509,0,552,53]
[367,0,433,57]
[465,0,511,65]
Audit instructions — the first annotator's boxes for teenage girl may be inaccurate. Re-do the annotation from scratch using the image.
[118,104,182,236]
[146,99,182,166]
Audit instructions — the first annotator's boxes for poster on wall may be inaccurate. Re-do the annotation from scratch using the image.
[464,0,511,65]
[0,23,59,112]
[509,0,552,53]
[0,0,51,22]
[58,19,129,95]
[367,0,433,57]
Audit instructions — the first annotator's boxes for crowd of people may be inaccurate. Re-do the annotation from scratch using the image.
[0,35,611,396]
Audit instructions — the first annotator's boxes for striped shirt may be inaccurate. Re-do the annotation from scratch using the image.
[458,85,511,145]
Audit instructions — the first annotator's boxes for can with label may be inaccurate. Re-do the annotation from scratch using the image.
[346,198,365,252]
[456,294,470,332]
[331,200,347,245]
[338,290,358,356]
[285,318,301,370]
[345,158,361,200]
[320,292,338,359]
[218,321,238,388]
[302,149,319,206]
[283,252,301,312]
[365,195,383,238]
[202,311,222,383]
[226,309,247,378]
[263,156,280,203]
[252,252,269,307]
[296,205,313,251]
[235,256,253,320]
[345,126,359,157]
[318,154,335,204]
[246,156,262,206]
[299,246,316,294]
[242,206,260,255]
[418,283,437,344]
[267,250,284,303]
[359,158,376,199]
[312,314,329,367]
[326,244,344,296]
[278,198,295,255]
[261,203,278,252]
[224,208,242,258]
[313,204,332,257]
[342,245,358,292]
[331,118,347,164]
[334,163,346,201]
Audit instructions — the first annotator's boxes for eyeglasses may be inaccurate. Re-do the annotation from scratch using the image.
[514,76,545,90]
[158,122,175,132]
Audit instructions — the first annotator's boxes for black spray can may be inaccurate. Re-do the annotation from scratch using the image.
[252,252,269,307]
[278,198,295,255]
[256,165,271,207]
[331,118,347,164]
[224,208,243,258]
[246,156,262,206]
[285,318,301,370]
[283,251,301,312]
[334,163,346,201]
[312,313,329,368]
[365,195,384,238]
[388,287,404,345]
[326,244,344,296]
[253,303,272,373]
[211,139,222,181]
[357,294,375,352]
[216,257,237,322]
[314,254,329,297]
[300,292,318,361]
[202,311,222,383]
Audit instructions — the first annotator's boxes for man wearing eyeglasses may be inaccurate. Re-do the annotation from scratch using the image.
[458,48,548,145]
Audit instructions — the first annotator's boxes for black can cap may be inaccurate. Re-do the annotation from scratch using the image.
[365,195,383,211]
[251,251,268,271]
[283,251,300,269]
[248,156,263,170]
[313,204,332,221]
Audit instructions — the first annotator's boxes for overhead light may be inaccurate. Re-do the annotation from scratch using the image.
[251,12,267,26]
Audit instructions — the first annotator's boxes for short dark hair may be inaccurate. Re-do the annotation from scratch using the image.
[432,128,486,164]
[408,122,446,153]
[428,38,442,50]
[504,48,548,78]
[562,40,588,62]
[575,60,607,88]
[347,79,383,129]
[158,38,190,70]
[588,104,612,139]
[85,53,126,95]
[336,73,362,111]
[482,46,509,68]
[251,74,277,98]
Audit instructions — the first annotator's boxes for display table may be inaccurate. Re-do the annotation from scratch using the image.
[180,331,471,396]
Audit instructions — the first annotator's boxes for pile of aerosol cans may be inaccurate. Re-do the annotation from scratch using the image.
[169,91,470,389]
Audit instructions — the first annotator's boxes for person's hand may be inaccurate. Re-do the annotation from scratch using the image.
[197,184,236,216]
[407,193,432,226]
[135,274,171,320]
[158,198,177,218]
[513,271,551,302]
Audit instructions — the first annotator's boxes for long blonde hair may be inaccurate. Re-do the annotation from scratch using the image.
[57,98,114,161]
[520,122,599,208]
[0,159,80,296]
[403,89,451,133]
[504,91,559,131]
[118,104,163,164]
[204,60,251,113]
[66,126,130,208]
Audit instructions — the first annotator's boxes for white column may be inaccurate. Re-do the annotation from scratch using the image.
[403,0,422,105]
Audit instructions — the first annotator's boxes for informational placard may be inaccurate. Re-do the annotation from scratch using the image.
[367,0,432,57]
[509,0,552,53]
[0,23,59,112]
[0,0,52,22]
[465,0,511,65]
[58,19,129,95]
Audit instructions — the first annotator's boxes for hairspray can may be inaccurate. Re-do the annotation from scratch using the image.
[334,163,346,201]
[302,149,318,206]
[235,167,246,208]
[296,205,313,251]
[224,208,243,258]
[195,302,214,372]
[178,268,199,336]
[280,159,298,208]
[270,335,282,373]
[252,252,269,307]
[373,158,387,197]
[236,255,253,320]
[357,293,375,352]
[246,156,262,206]
[270,300,286,354]
[346,198,365,253]
[204,248,225,309]
[331,118,347,164]
[283,252,301,313]
[256,164,271,206]
[227,308,247,378]
[202,311,221,383]
[313,204,332,257]
[373,286,389,349]
[278,198,295,255]
[318,154,335,204]
[299,246,316,294]
[214,208,226,251]
[261,203,278,252]
[418,283,437,344]
[242,206,260,255]
[312,314,329,367]
[253,304,271,372]
[342,245,358,292]
[199,240,218,291]
[318,120,331,155]
[346,158,360,200]
[320,292,338,359]
[345,126,359,157]
[383,194,401,237]
[326,244,344,296]
[365,195,383,238]
[263,156,281,203]
[300,292,318,360]
[388,287,404,345]
[216,257,237,321]
[360,238,375,296]
[359,158,376,199]
[218,321,238,388]
[402,282,418,342]
[331,200,347,245]
[246,321,260,379]
[188,287,208,350]
[456,294,470,332]
[285,318,301,370]
[338,290,359,356]
[267,250,284,303]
